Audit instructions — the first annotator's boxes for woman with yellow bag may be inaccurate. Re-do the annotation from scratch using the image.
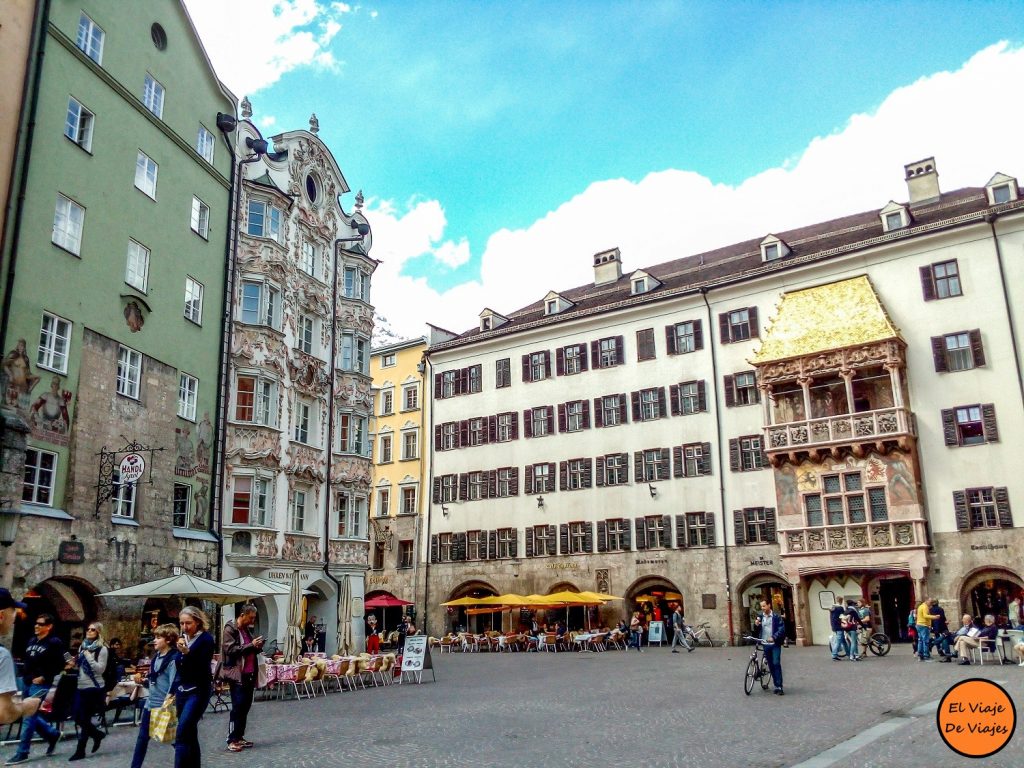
[130,624,179,768]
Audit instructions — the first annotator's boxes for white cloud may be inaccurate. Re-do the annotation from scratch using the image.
[185,0,351,96]
[258,115,277,129]
[368,43,1024,341]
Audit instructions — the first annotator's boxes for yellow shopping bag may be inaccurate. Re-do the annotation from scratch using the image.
[149,694,177,744]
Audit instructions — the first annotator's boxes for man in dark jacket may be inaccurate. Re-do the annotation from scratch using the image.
[755,600,787,695]
[7,613,64,764]
[221,605,263,753]
[829,596,848,660]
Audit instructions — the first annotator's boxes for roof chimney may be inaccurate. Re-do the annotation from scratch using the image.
[904,157,940,206]
[592,247,622,286]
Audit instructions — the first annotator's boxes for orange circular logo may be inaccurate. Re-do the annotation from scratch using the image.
[936,678,1016,758]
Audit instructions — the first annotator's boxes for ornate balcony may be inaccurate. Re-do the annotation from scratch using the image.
[780,518,927,557]
[765,406,915,459]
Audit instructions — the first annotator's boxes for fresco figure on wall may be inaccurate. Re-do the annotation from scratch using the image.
[30,376,71,434]
[192,482,209,529]
[885,452,916,504]
[195,412,213,472]
[776,462,800,518]
[175,426,195,475]
[3,339,40,406]
[124,301,145,332]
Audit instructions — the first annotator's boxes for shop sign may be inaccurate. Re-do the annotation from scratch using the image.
[546,562,580,570]
[970,544,1008,551]
[118,453,146,484]
[749,557,774,566]
[58,540,85,564]
[368,574,390,586]
[635,558,667,566]
[267,570,311,582]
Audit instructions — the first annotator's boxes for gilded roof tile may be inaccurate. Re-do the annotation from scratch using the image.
[750,275,901,365]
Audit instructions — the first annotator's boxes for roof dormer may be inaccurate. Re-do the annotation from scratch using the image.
[543,291,574,316]
[879,201,910,233]
[760,235,791,263]
[985,172,1019,206]
[629,269,661,296]
[478,307,508,332]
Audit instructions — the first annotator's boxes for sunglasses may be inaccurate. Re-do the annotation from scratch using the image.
[35,622,49,627]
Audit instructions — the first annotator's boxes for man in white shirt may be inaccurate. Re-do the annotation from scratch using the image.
[0,589,42,725]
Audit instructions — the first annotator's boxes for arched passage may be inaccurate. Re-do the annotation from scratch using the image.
[447,580,498,634]
[736,571,796,642]
[957,566,1023,623]
[16,576,99,656]
[623,575,682,641]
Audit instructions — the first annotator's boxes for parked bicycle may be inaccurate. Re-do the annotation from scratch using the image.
[742,636,771,694]
[830,626,891,657]
[683,621,715,648]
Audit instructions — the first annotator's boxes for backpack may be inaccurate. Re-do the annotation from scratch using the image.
[101,647,120,692]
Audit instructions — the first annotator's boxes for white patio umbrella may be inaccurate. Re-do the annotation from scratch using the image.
[97,574,263,605]
[336,575,353,655]
[283,569,304,662]
[220,576,291,596]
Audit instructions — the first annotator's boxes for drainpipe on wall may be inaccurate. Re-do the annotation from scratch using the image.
[421,352,435,636]
[411,350,427,623]
[322,238,345,642]
[701,287,734,646]
[986,214,1024,410]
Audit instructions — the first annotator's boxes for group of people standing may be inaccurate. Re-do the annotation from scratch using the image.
[911,597,1018,664]
[829,596,872,661]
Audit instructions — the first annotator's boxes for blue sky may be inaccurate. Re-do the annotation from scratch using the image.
[187,1,1024,338]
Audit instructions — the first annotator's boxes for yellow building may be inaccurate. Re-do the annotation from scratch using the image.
[367,337,428,633]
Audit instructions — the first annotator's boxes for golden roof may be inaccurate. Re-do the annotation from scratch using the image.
[750,275,902,365]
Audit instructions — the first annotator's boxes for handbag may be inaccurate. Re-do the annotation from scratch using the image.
[149,694,177,744]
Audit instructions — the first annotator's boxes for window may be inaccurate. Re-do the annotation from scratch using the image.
[527,525,551,556]
[638,448,669,482]
[480,317,491,331]
[403,385,418,411]
[673,380,705,415]
[885,211,904,231]
[601,453,628,486]
[598,394,625,427]
[402,431,418,460]
[439,474,457,503]
[177,373,198,420]
[726,371,759,407]
[180,276,204,325]
[439,423,457,451]
[52,194,85,254]
[530,406,552,438]
[234,374,276,425]
[527,351,550,382]
[172,483,191,528]
[196,125,215,163]
[64,97,94,151]
[531,463,552,493]
[496,412,515,442]
[605,519,629,551]
[22,448,57,505]
[336,413,368,455]
[343,266,370,301]
[240,279,280,328]
[632,277,647,294]
[677,443,711,478]
[467,471,486,501]
[645,516,666,548]
[142,74,164,117]
[468,365,482,393]
[667,320,701,354]
[76,13,104,63]
[296,315,315,355]
[111,470,137,519]
[289,489,312,532]
[247,200,282,242]
[955,406,983,446]
[190,197,210,239]
[293,399,313,443]
[569,522,588,554]
[378,434,392,463]
[920,260,961,300]
[496,358,511,388]
[339,333,369,375]
[595,336,623,368]
[804,472,873,526]
[335,492,366,538]
[300,241,317,276]
[497,467,516,498]
[636,328,656,361]
[116,345,142,399]
[134,152,158,199]
[125,240,150,292]
[467,530,484,560]
[763,243,780,261]
[636,388,664,421]
[968,489,998,529]
[686,512,708,547]
[546,299,558,315]
[380,389,393,415]
[731,436,767,472]
[563,401,586,432]
[561,344,585,375]
[38,312,72,373]
[942,404,998,447]
[437,533,453,562]
[381,353,396,368]
[440,371,456,399]
[564,458,589,490]
[720,307,758,343]
[991,184,1013,204]
[232,475,272,526]
[743,508,769,544]
[399,540,414,569]
[933,330,985,372]
[466,417,485,447]
[376,488,390,517]
[401,487,417,514]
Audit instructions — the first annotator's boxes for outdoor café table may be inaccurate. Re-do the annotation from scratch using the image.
[572,633,596,652]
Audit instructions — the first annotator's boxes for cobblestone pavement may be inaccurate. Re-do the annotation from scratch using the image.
[16,645,1022,768]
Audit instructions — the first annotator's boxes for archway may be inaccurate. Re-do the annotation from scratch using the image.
[304,579,335,653]
[737,571,796,642]
[365,590,411,641]
[623,576,682,642]
[447,580,497,634]
[958,566,1023,623]
[544,581,586,630]
[16,577,98,656]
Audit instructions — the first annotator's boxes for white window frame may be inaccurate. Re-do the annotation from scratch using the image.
[402,385,418,411]
[52,194,85,255]
[64,97,94,151]
[605,453,627,486]
[23,448,57,506]
[468,472,485,501]
[569,522,587,554]
[533,464,551,493]
[641,449,663,482]
[602,395,622,426]
[567,459,586,490]
[125,239,150,293]
[606,518,628,551]
[381,353,396,368]
[532,407,550,437]
[380,389,394,416]
[640,389,659,421]
[497,528,515,558]
[376,487,390,517]
[673,322,696,354]
[142,73,165,118]
[565,401,584,432]
[173,483,192,528]
[336,492,366,539]
[239,277,280,329]
[232,474,273,527]
[496,413,514,442]
[134,151,159,199]
[343,266,370,301]
[234,372,277,426]
[401,430,418,460]
[38,312,72,373]
[339,332,369,374]
[378,433,393,463]
[290,487,311,533]
[336,412,368,455]
[178,373,198,421]
[401,486,417,515]
[196,125,215,163]
[293,398,314,444]
[246,199,282,242]
[297,314,316,355]
[76,13,104,63]
[440,475,457,504]
[111,469,138,519]
[116,345,142,399]
[190,196,210,239]
[300,240,317,276]
[530,352,547,382]
[184,277,204,324]
[564,345,582,375]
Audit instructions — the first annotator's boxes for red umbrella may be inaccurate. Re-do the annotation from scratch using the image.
[364,594,413,608]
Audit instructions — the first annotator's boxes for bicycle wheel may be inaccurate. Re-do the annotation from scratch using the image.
[759,659,771,690]
[869,632,891,656]
[682,633,694,651]
[700,630,714,647]
[744,658,757,695]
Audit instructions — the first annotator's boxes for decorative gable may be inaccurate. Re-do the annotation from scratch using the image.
[543,291,575,316]
[478,307,508,332]
[879,201,910,233]
[759,235,791,263]
[985,172,1019,206]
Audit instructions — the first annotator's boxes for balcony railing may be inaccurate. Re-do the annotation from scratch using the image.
[780,519,926,556]
[765,407,914,452]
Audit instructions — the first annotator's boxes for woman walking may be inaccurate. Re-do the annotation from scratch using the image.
[130,624,179,768]
[68,622,109,761]
[174,607,215,768]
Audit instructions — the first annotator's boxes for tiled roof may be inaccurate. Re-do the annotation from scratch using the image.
[429,186,1023,354]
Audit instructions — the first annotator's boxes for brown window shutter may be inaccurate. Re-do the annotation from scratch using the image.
[981,403,999,442]
[662,515,672,548]
[619,395,628,424]
[619,452,629,483]
[669,384,681,416]
[631,391,641,420]
[458,474,468,501]
[581,401,591,429]
[658,448,670,480]
[457,367,469,394]
[559,523,569,555]
[748,306,759,338]
[432,477,441,503]
[546,408,554,434]
[430,534,439,563]
[596,520,607,552]
[931,336,948,372]
[546,524,556,554]
[621,518,631,550]
[557,403,567,432]
[543,351,552,378]
[525,465,535,494]
[510,468,519,496]
[705,515,716,546]
[656,387,667,418]
[634,517,647,549]
[434,373,442,398]
[733,510,746,544]
[434,425,443,450]
[697,380,707,411]
[940,409,957,446]
[525,528,535,558]
[672,446,683,478]
[523,409,533,438]
[633,451,643,480]
[583,521,594,553]
[953,491,970,530]
[510,413,519,440]
[969,329,985,368]
[488,530,497,560]
[509,530,518,558]
[675,514,687,548]
[521,354,531,382]
[490,470,500,498]
[590,340,600,366]
[615,336,625,364]
[693,319,704,350]
[995,487,1013,527]
[665,325,677,355]
[579,343,589,371]
[583,459,593,488]
[729,438,740,472]
[699,443,712,475]
[765,507,777,541]
[759,441,768,467]
[719,312,731,344]
[920,266,936,301]
[595,455,606,487]
[453,532,467,561]
[593,397,604,427]
[723,375,736,407]
[546,463,556,489]
[487,415,497,442]
[555,347,565,376]
[753,376,762,403]
[559,461,568,491]
[459,420,469,447]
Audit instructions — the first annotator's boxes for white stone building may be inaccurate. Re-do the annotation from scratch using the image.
[424,159,1024,645]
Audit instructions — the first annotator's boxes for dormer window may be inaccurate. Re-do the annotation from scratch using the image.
[546,300,558,315]
[481,317,491,331]
[764,244,779,261]
[759,235,790,263]
[885,212,904,230]
[992,184,1012,204]
[879,202,909,233]
[632,277,647,295]
[985,173,1018,206]
[478,307,508,331]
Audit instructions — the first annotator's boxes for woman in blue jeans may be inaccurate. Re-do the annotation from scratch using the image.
[173,607,215,768]
[131,623,179,768]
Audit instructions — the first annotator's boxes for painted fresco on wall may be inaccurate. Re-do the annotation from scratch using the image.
[195,412,212,475]
[175,416,212,479]
[3,341,73,447]
[3,339,40,406]
[774,450,919,516]
[29,376,72,445]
